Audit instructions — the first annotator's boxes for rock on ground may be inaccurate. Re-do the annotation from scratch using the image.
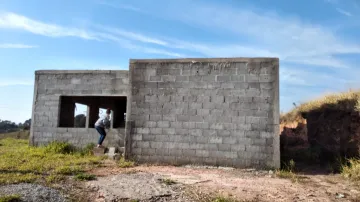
[0,183,67,202]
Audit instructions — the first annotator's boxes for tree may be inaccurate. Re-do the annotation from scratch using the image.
[74,114,86,128]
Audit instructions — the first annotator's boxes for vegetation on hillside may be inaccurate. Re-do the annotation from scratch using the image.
[281,90,360,123]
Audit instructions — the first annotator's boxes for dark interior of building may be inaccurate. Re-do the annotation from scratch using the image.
[58,96,127,128]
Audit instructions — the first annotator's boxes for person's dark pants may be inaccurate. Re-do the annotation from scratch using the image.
[95,126,106,145]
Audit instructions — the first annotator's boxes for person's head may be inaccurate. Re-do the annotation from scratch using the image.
[106,108,111,115]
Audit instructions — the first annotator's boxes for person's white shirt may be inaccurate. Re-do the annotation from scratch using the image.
[94,114,111,128]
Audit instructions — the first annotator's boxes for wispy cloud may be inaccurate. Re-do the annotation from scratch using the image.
[0,79,33,87]
[336,8,352,16]
[0,43,38,48]
[96,1,141,12]
[0,12,184,57]
[135,1,360,68]
[0,12,98,40]
[95,25,168,46]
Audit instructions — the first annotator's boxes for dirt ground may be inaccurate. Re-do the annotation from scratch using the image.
[70,160,360,202]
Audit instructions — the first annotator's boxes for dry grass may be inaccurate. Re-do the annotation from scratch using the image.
[341,158,360,182]
[0,130,29,140]
[281,90,360,123]
[118,157,135,168]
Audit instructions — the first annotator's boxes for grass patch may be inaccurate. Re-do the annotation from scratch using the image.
[0,138,102,185]
[0,194,21,202]
[211,196,239,202]
[159,178,177,185]
[341,158,360,182]
[74,173,96,181]
[281,90,360,123]
[46,174,66,184]
[276,159,303,183]
[118,157,135,168]
[54,165,83,175]
[184,187,250,202]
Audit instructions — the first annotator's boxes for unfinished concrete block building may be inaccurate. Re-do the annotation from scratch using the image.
[30,58,280,168]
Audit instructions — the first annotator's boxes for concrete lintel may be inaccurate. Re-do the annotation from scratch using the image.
[129,57,279,64]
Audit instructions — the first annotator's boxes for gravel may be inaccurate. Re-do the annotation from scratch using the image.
[0,183,67,202]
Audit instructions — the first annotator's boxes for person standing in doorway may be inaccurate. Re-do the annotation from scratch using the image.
[95,108,111,148]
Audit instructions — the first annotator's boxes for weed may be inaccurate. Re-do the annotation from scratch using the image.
[54,166,83,175]
[118,157,135,168]
[46,174,66,184]
[276,159,302,183]
[74,173,96,181]
[341,158,360,182]
[0,194,21,202]
[159,178,177,185]
[79,143,96,156]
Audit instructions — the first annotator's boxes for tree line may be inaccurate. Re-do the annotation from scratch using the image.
[0,119,31,133]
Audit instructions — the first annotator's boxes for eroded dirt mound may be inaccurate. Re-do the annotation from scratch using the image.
[305,109,360,165]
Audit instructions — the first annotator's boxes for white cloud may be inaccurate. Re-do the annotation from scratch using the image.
[0,12,98,40]
[0,12,185,57]
[0,79,33,87]
[95,25,168,46]
[336,8,352,16]
[141,1,360,68]
[0,43,38,48]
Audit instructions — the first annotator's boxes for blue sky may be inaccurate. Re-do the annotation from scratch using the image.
[0,0,360,123]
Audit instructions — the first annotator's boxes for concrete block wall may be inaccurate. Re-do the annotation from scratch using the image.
[127,58,280,168]
[30,70,128,148]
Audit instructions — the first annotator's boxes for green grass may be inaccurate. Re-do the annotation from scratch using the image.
[341,158,360,182]
[0,138,102,185]
[118,157,135,168]
[74,173,96,181]
[0,194,21,202]
[281,89,360,123]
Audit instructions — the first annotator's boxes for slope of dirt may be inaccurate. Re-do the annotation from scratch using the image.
[85,164,360,202]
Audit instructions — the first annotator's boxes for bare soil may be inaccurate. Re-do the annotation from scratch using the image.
[79,160,360,202]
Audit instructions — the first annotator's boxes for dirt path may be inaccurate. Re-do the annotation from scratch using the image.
[86,162,360,202]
